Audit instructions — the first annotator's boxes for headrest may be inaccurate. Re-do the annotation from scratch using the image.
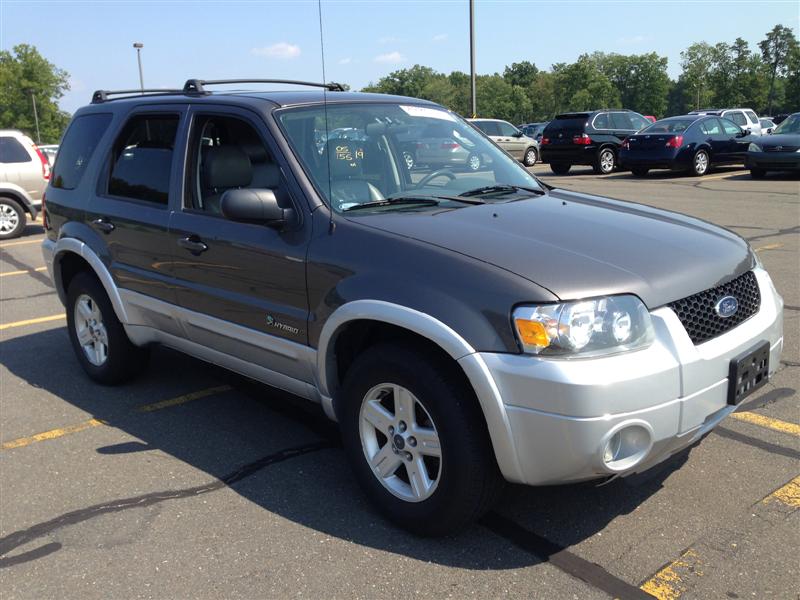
[241,142,269,164]
[203,146,252,189]
[327,139,365,178]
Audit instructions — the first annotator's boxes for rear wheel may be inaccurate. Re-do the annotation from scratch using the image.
[691,150,710,176]
[339,343,503,536]
[593,148,616,174]
[66,271,149,384]
[550,162,571,175]
[750,168,766,179]
[0,197,26,240]
[523,147,538,167]
[466,152,482,171]
[631,167,649,177]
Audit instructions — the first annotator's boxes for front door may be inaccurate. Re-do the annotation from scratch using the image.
[167,106,312,381]
[720,118,749,163]
[496,121,526,159]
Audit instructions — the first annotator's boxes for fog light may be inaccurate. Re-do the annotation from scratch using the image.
[600,423,653,472]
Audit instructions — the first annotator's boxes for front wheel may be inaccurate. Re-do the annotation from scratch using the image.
[691,150,710,176]
[523,147,538,167]
[750,168,766,179]
[339,343,503,536]
[466,152,482,171]
[0,197,27,240]
[593,148,616,174]
[550,162,571,175]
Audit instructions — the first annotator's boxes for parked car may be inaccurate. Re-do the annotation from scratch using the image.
[619,115,752,177]
[43,80,783,535]
[689,108,763,136]
[521,121,548,143]
[412,121,486,171]
[0,129,47,238]
[772,114,789,125]
[540,109,651,174]
[746,112,800,178]
[644,115,657,123]
[38,144,59,164]
[759,118,776,134]
[469,118,540,166]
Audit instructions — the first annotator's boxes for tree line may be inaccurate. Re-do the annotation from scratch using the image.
[363,25,799,123]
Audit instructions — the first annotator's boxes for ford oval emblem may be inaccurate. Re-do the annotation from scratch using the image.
[714,296,739,318]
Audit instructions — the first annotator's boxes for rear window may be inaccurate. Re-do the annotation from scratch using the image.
[107,114,179,205]
[51,113,112,190]
[0,136,32,163]
[545,116,587,132]
[643,119,695,134]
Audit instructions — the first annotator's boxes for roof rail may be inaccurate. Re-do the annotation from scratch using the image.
[182,78,345,94]
[91,88,197,104]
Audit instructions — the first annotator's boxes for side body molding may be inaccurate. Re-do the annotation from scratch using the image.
[316,300,525,482]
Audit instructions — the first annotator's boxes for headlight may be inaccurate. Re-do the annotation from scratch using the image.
[513,295,654,357]
[748,143,762,152]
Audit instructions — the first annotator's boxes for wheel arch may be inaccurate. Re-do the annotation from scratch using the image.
[0,188,37,218]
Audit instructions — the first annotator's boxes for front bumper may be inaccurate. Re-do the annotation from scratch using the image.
[745,151,800,171]
[471,268,783,485]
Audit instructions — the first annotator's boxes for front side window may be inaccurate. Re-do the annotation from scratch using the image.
[700,119,722,136]
[52,113,112,190]
[107,114,178,205]
[278,103,542,213]
[628,113,651,131]
[745,110,759,124]
[721,118,742,136]
[774,114,800,134]
[0,137,32,163]
[727,112,747,127]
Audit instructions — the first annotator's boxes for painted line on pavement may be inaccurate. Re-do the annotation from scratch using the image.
[136,385,233,412]
[0,314,64,331]
[754,243,783,252]
[0,266,47,278]
[761,475,800,508]
[640,548,702,600]
[0,238,44,249]
[730,411,800,437]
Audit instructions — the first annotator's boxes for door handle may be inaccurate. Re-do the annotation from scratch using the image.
[91,217,115,233]
[177,235,208,255]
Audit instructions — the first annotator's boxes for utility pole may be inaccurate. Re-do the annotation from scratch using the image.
[133,42,144,92]
[469,0,476,118]
[29,90,41,144]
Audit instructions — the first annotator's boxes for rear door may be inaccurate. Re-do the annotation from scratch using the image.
[609,112,639,144]
[699,118,730,162]
[496,121,526,159]
[167,105,312,378]
[87,107,186,322]
[0,136,34,191]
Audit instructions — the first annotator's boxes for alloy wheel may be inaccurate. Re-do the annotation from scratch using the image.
[599,149,615,173]
[0,203,20,234]
[74,293,109,366]
[694,152,708,175]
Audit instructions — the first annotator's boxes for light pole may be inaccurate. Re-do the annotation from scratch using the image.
[133,42,144,92]
[469,0,476,118]
[29,90,41,144]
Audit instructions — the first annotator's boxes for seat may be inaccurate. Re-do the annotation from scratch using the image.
[201,146,252,213]
[324,139,384,210]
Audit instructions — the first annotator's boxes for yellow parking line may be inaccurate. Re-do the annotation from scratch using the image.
[753,243,783,252]
[761,475,800,508]
[0,313,65,331]
[136,385,233,412]
[730,411,800,437]
[0,238,44,249]
[1,418,105,450]
[0,386,231,450]
[640,548,701,600]
[0,266,47,277]
[697,172,738,181]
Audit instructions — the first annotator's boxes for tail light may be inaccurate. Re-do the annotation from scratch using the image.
[665,135,684,149]
[621,138,630,150]
[33,145,51,180]
[541,137,550,145]
[441,140,460,149]
[41,192,48,228]
[573,133,592,145]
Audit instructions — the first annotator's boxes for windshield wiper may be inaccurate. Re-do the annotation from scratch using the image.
[459,184,545,198]
[344,194,485,212]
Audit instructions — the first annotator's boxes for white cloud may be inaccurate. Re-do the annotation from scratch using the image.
[433,33,448,42]
[374,51,404,64]
[251,42,301,59]
[616,35,648,45]
[338,57,352,65]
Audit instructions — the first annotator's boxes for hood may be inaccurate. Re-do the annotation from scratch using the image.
[756,133,800,148]
[347,189,754,308]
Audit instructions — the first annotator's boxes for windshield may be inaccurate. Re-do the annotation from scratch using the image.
[773,114,800,135]
[277,103,542,212]
[641,119,695,134]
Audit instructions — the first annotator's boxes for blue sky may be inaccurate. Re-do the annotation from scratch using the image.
[1,0,798,114]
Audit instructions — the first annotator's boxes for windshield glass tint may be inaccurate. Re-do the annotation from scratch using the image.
[774,114,800,134]
[278,103,541,212]
[643,119,695,134]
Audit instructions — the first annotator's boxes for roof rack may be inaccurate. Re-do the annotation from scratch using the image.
[91,88,198,104]
[182,78,345,94]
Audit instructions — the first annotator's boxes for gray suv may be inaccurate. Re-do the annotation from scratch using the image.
[0,129,47,238]
[469,118,539,166]
[43,80,784,535]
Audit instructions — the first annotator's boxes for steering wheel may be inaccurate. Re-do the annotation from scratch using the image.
[414,169,457,189]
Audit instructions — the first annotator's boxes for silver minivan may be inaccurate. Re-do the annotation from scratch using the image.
[469,118,540,166]
[690,108,763,136]
[0,129,48,238]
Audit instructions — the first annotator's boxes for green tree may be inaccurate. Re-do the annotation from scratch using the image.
[552,55,620,113]
[0,44,71,143]
[784,43,800,114]
[679,42,716,110]
[503,61,539,88]
[592,52,670,116]
[759,25,799,114]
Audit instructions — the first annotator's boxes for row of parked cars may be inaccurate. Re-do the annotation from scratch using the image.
[536,107,799,179]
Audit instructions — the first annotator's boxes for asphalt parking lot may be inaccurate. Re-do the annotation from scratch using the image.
[1,165,798,599]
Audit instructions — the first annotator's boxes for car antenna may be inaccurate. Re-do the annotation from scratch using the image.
[318,0,335,234]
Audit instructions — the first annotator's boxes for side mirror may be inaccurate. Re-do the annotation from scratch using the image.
[221,188,294,228]
[512,131,524,138]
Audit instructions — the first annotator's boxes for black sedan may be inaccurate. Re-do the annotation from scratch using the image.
[746,112,800,178]
[618,115,751,177]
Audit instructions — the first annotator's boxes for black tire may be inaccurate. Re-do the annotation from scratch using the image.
[631,167,649,177]
[339,342,504,536]
[550,162,571,175]
[523,147,538,167]
[690,150,710,176]
[0,197,27,240]
[593,147,616,174]
[466,152,482,171]
[66,271,149,385]
[750,168,766,179]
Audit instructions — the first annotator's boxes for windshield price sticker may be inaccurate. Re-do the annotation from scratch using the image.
[399,105,456,121]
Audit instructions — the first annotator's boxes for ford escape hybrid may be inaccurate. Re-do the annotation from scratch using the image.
[43,80,784,536]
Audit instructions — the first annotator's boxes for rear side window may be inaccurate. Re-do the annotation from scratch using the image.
[593,113,610,129]
[746,110,759,124]
[474,121,500,136]
[497,121,518,136]
[0,137,32,163]
[700,119,722,135]
[727,111,747,127]
[51,113,112,190]
[610,113,633,129]
[107,114,179,205]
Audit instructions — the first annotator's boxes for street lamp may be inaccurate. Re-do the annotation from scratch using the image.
[24,88,41,144]
[133,42,144,92]
[469,0,476,118]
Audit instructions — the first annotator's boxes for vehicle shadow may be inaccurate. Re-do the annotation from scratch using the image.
[1,328,693,570]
